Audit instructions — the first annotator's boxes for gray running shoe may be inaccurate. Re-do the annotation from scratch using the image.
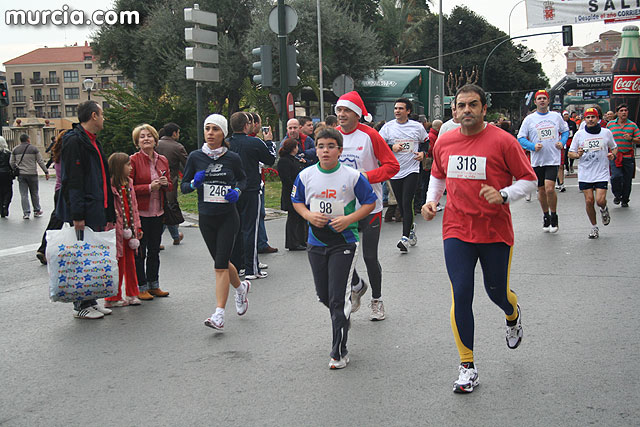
[506,304,523,349]
[453,363,478,393]
[370,299,386,321]
[588,227,599,239]
[408,223,417,246]
[351,280,368,313]
[600,206,610,226]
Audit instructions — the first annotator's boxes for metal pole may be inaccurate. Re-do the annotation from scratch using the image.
[482,31,562,90]
[509,0,525,37]
[278,0,289,129]
[194,3,204,144]
[317,0,324,119]
[438,0,443,71]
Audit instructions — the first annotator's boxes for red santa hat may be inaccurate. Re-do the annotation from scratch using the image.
[335,91,372,122]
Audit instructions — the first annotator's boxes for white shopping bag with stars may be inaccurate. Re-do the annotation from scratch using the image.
[46,226,118,303]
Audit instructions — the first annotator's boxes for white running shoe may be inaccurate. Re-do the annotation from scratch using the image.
[245,271,268,280]
[258,262,268,269]
[506,304,523,349]
[238,269,245,276]
[235,281,250,316]
[370,299,386,321]
[204,311,224,330]
[453,363,478,393]
[525,193,532,202]
[588,227,599,239]
[329,355,350,369]
[397,236,409,253]
[351,280,368,313]
[408,223,417,246]
[600,206,610,226]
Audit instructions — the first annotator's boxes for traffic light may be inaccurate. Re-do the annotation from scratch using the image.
[562,25,573,47]
[0,81,9,107]
[251,45,273,87]
[486,92,492,108]
[286,45,300,87]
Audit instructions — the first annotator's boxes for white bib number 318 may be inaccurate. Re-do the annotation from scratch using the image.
[204,184,230,203]
[447,155,487,180]
[310,198,345,218]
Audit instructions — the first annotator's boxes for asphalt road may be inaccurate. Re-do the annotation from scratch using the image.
[0,174,639,426]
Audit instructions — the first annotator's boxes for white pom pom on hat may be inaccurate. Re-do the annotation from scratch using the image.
[204,114,228,137]
[335,91,373,122]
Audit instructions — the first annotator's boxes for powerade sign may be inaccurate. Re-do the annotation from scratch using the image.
[575,75,613,88]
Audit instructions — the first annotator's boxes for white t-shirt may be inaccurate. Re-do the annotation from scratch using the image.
[439,118,461,136]
[517,111,569,167]
[379,119,428,179]
[569,127,617,183]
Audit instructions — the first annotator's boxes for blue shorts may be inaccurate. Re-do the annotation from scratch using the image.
[579,181,608,191]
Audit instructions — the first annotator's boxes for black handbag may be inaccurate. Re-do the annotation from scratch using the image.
[163,198,185,226]
[12,146,28,178]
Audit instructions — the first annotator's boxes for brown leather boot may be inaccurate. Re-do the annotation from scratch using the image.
[138,291,154,300]
[149,288,170,297]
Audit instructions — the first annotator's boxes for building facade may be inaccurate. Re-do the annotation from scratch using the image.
[565,30,622,76]
[3,42,128,126]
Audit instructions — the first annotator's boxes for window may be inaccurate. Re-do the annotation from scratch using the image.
[49,71,56,79]
[576,61,583,73]
[65,105,77,117]
[14,72,22,82]
[34,88,42,100]
[50,106,59,113]
[84,55,92,60]
[33,71,41,79]
[85,63,92,69]
[16,107,24,116]
[35,106,44,117]
[15,89,23,97]
[49,88,59,101]
[64,87,80,99]
[117,75,125,85]
[63,70,79,82]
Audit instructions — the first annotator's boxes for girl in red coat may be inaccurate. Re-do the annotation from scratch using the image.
[105,153,143,307]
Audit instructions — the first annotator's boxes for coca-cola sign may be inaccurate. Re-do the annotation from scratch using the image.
[613,75,640,95]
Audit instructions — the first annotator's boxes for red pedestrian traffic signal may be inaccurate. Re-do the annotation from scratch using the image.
[0,81,9,107]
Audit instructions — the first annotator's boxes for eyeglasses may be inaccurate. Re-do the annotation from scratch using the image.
[316,144,339,151]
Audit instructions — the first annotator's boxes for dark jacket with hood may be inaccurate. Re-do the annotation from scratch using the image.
[56,123,115,230]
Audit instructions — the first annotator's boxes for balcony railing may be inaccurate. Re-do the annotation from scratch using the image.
[47,112,61,118]
[45,77,60,85]
[47,94,60,102]
[11,79,24,86]
[33,95,45,103]
[30,78,44,85]
[35,111,45,118]
[12,96,26,103]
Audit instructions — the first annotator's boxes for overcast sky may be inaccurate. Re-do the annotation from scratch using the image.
[0,0,636,86]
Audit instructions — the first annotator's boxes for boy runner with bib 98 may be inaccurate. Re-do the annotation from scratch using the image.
[292,127,377,369]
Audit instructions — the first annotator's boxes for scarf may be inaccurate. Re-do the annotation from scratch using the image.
[585,124,601,134]
[202,143,227,160]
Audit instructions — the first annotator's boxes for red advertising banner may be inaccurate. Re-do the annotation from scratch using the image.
[612,75,640,95]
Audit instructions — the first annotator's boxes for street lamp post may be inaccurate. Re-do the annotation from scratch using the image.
[509,0,525,37]
[83,78,95,100]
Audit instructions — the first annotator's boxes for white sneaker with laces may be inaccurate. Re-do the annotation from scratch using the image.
[245,271,268,280]
[370,299,385,321]
[204,311,224,330]
[408,223,417,246]
[453,364,478,393]
[238,269,245,276]
[397,236,409,253]
[329,355,350,369]
[258,262,268,269]
[588,227,599,239]
[74,306,104,319]
[506,304,523,349]
[235,281,251,316]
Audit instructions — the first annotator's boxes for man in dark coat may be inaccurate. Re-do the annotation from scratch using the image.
[57,100,115,319]
[156,122,188,245]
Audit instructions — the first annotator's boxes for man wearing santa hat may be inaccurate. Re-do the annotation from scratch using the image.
[335,91,399,321]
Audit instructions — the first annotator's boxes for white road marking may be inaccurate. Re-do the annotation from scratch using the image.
[0,243,40,258]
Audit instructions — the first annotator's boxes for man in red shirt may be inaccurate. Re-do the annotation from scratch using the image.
[422,84,537,394]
